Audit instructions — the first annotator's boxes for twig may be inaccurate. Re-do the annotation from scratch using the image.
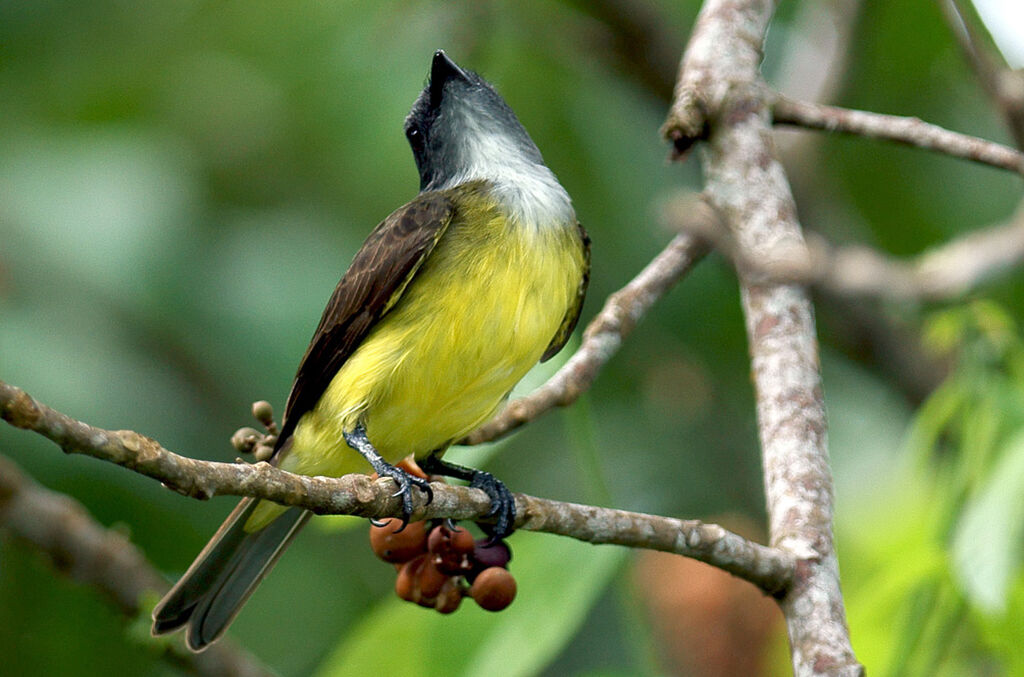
[677,200,1024,301]
[0,379,794,594]
[665,0,863,674]
[807,216,1024,300]
[768,0,952,408]
[462,201,712,445]
[772,95,1024,176]
[0,453,272,677]
[940,0,1024,149]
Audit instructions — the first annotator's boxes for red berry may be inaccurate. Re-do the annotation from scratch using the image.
[428,524,474,575]
[470,567,517,611]
[370,520,427,563]
[427,525,448,554]
[434,578,464,614]
[417,557,448,599]
[449,526,476,555]
[395,554,427,603]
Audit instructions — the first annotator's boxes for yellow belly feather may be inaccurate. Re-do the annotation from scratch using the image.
[247,192,582,530]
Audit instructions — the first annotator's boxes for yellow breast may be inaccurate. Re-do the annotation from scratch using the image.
[281,188,584,480]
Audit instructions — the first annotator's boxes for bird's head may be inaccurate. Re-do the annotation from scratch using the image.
[405,51,548,193]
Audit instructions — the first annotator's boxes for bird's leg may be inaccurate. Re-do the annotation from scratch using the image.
[420,454,516,541]
[344,423,433,528]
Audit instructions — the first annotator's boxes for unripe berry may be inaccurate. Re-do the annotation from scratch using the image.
[251,400,275,428]
[230,427,261,454]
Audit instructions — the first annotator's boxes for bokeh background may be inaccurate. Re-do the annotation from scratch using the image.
[2,1,1023,675]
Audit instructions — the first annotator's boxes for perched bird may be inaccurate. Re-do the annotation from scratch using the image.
[152,50,590,651]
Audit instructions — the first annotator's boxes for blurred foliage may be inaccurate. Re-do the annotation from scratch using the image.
[842,302,1024,676]
[0,1,1022,676]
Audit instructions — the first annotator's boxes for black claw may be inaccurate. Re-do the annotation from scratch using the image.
[343,424,433,526]
[369,517,391,528]
[380,466,431,526]
[470,470,516,541]
[421,454,516,541]
[443,518,461,532]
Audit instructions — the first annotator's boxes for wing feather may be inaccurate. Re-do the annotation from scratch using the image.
[541,221,591,362]
[274,193,455,448]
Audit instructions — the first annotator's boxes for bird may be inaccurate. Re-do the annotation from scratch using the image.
[151,49,590,651]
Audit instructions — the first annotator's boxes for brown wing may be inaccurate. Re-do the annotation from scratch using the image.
[274,192,455,449]
[541,221,591,362]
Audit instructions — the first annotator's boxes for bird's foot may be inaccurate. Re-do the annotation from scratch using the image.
[344,424,433,529]
[421,455,516,541]
[377,463,433,528]
[470,470,516,542]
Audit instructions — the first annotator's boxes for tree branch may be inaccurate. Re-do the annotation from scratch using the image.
[676,199,1024,301]
[772,95,1024,176]
[0,379,794,594]
[462,203,712,445]
[665,0,863,674]
[939,0,1024,149]
[0,453,272,677]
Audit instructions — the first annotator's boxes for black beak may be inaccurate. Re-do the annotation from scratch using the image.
[429,50,469,105]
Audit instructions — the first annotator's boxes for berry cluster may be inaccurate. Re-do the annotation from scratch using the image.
[369,519,516,614]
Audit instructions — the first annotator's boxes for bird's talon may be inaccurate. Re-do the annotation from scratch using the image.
[469,471,516,541]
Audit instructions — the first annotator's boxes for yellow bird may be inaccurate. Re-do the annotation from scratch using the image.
[152,50,590,651]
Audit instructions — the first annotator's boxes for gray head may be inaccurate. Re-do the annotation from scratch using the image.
[405,51,542,191]
[404,51,573,225]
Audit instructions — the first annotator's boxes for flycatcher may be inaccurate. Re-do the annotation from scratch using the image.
[152,50,590,651]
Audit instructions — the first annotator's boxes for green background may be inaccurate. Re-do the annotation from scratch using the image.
[1,1,1022,675]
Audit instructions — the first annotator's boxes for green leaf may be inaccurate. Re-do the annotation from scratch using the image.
[314,534,626,677]
[976,573,1024,673]
[952,430,1024,612]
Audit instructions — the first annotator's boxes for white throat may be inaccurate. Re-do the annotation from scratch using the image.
[440,117,575,228]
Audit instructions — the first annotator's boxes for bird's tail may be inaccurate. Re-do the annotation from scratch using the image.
[151,498,311,651]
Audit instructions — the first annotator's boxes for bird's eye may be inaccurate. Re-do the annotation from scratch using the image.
[406,125,425,150]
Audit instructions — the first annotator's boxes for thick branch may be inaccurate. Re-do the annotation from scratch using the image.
[772,96,1024,175]
[0,379,793,594]
[666,0,862,674]
[0,453,271,677]
[463,221,710,445]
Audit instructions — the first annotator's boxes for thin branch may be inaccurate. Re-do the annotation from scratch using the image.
[677,200,1024,301]
[772,95,1024,175]
[462,201,713,445]
[0,453,272,677]
[0,379,794,594]
[940,0,1024,149]
[665,0,863,674]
